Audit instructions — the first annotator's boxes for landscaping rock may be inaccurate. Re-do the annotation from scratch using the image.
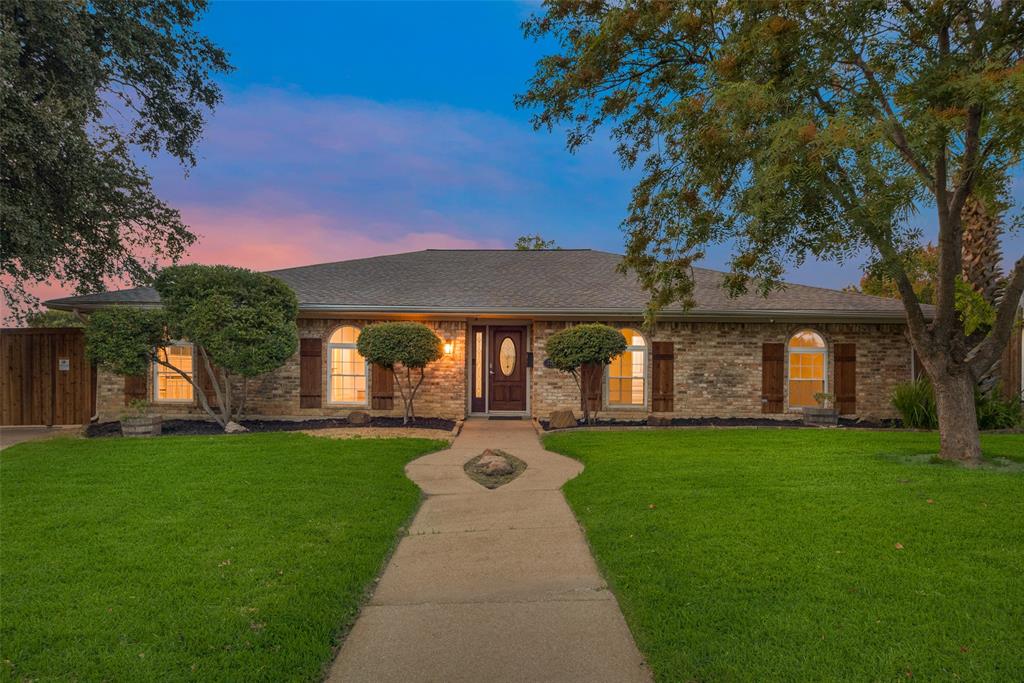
[224,421,248,433]
[463,449,527,489]
[548,409,578,429]
[347,411,371,426]
[647,415,672,427]
[477,453,514,476]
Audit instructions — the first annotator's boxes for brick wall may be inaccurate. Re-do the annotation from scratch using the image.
[95,318,468,421]
[531,320,913,421]
[94,316,911,423]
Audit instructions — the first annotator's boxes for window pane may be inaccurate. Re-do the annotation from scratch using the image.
[328,337,366,404]
[155,344,193,401]
[329,325,360,344]
[474,331,483,399]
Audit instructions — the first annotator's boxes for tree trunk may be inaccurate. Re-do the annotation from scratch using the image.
[933,370,982,465]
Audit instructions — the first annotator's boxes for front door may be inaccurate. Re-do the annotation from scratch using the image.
[488,326,527,412]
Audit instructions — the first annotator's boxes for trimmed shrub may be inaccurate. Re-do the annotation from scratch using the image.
[545,323,627,424]
[357,322,442,424]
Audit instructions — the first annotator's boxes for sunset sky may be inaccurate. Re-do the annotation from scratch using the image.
[18,1,1023,314]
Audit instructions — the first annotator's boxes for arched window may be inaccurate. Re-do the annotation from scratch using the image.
[607,328,647,407]
[788,330,826,408]
[327,325,367,405]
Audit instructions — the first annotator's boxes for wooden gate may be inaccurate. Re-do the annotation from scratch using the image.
[1,328,95,426]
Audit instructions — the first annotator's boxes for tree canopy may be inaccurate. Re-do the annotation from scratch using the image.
[520,1,1024,463]
[514,234,559,250]
[357,322,442,424]
[86,265,298,428]
[545,323,627,424]
[1,0,231,320]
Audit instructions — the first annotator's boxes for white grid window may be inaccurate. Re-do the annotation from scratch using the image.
[328,326,367,405]
[153,343,194,402]
[607,328,646,407]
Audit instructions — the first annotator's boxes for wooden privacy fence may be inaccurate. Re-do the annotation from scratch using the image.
[1,328,96,426]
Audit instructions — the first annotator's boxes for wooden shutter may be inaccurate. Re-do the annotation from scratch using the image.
[371,363,394,410]
[761,343,784,414]
[581,362,602,412]
[195,356,217,408]
[124,374,147,406]
[834,343,856,415]
[651,341,674,412]
[299,338,322,408]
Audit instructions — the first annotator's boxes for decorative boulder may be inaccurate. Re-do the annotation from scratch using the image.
[224,421,248,433]
[548,409,577,430]
[347,411,371,426]
[477,453,514,476]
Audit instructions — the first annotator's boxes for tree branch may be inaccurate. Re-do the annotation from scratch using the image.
[968,256,1024,377]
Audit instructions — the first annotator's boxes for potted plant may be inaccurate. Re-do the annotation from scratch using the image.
[120,399,162,437]
[802,392,838,426]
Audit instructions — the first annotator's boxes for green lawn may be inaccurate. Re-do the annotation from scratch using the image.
[545,429,1024,682]
[1,433,444,682]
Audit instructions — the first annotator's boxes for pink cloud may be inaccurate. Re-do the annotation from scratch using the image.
[2,206,500,322]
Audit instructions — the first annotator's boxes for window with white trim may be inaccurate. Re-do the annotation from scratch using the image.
[153,343,194,402]
[327,325,367,405]
[788,330,826,408]
[607,328,647,407]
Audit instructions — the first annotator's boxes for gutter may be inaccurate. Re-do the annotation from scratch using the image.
[45,300,922,323]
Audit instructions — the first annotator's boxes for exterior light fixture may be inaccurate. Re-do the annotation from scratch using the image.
[442,334,454,355]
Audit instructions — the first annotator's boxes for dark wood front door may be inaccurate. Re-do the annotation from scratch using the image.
[488,326,526,411]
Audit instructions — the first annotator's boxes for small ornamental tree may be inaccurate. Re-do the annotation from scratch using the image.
[86,265,298,430]
[544,324,627,425]
[356,322,442,424]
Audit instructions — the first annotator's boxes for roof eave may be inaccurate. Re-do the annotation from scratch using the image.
[46,300,922,323]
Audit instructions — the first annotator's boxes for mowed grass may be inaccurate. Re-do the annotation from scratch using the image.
[0,433,444,682]
[545,429,1024,682]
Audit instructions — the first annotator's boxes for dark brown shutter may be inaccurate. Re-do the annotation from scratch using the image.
[581,362,602,412]
[299,338,322,408]
[371,363,394,410]
[124,374,147,406]
[761,343,784,414]
[651,341,674,412]
[834,343,856,415]
[195,356,217,407]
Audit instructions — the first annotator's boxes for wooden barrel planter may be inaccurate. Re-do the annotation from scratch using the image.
[802,407,838,427]
[121,416,163,437]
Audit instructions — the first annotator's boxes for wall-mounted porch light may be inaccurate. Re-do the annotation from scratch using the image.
[442,334,454,356]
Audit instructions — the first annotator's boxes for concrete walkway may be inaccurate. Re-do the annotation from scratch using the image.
[326,418,651,683]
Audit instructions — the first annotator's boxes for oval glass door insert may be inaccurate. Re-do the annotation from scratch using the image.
[499,337,516,376]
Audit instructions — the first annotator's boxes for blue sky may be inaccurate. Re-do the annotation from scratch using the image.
[99,1,1024,294]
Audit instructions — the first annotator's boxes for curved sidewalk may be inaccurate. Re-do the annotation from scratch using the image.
[326,418,651,683]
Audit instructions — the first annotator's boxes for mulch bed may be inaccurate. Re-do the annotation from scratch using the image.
[85,417,456,438]
[463,449,527,489]
[540,416,900,431]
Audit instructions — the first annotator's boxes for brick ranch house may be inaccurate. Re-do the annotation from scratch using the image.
[46,249,1023,424]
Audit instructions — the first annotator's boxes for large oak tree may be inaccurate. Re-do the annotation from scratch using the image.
[1,0,231,320]
[519,0,1024,464]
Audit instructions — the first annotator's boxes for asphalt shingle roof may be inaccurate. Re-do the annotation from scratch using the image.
[45,249,917,319]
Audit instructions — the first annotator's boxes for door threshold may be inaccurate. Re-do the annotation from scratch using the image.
[488,415,525,420]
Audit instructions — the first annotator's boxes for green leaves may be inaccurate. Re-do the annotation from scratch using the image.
[545,324,627,373]
[356,322,442,370]
[153,265,299,378]
[518,1,1023,312]
[1,0,231,320]
[85,307,167,376]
